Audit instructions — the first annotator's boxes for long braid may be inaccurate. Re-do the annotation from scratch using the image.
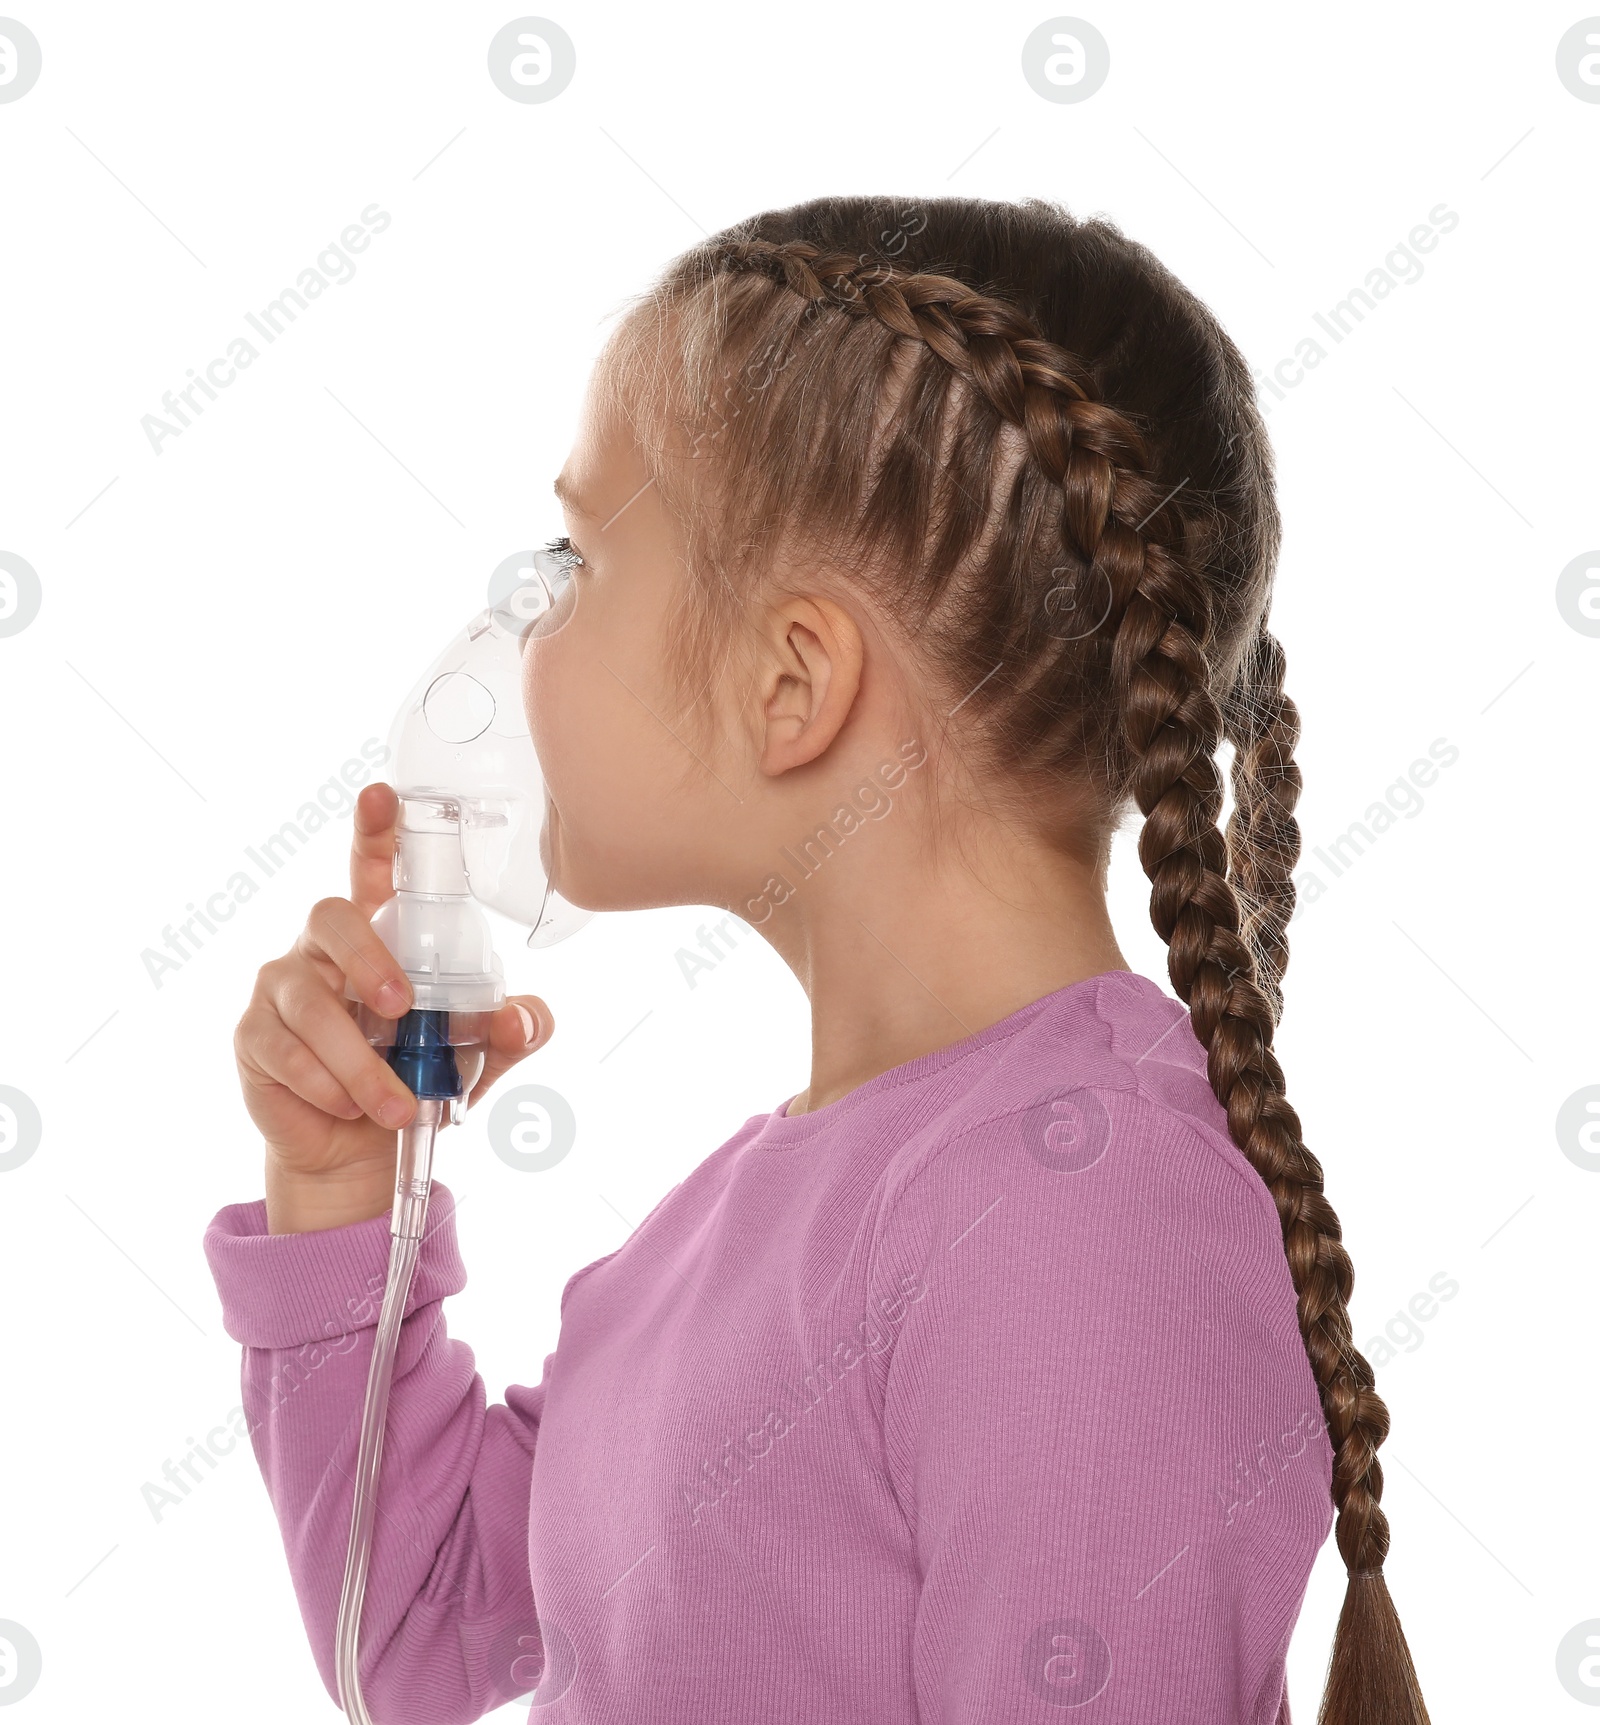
[1222,625,1304,1024]
[700,235,1430,1725]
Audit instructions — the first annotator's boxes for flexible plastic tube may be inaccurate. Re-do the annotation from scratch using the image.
[334,1097,445,1723]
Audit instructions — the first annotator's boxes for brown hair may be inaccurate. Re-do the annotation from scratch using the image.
[598,195,1430,1724]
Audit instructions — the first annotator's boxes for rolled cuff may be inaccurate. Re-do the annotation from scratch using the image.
[203,1180,467,1349]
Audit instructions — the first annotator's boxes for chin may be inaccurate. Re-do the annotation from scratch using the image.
[544,803,696,914]
[562,848,697,915]
[544,823,632,913]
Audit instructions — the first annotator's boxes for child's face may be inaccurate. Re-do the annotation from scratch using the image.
[526,367,925,924]
[525,382,709,913]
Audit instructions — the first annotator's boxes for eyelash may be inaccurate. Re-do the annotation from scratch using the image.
[542,534,586,576]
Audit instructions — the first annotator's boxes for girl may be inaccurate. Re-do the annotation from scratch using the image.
[207,196,1432,1724]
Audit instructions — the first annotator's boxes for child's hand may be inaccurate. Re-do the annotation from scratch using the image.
[234,781,555,1232]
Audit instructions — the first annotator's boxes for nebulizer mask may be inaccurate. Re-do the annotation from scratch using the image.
[334,540,588,1724]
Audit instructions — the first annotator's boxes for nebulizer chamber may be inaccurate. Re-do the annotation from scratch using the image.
[335,551,587,1723]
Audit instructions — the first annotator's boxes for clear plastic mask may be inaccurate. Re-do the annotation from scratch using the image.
[383,539,589,948]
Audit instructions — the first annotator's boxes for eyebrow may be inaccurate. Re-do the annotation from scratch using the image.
[552,473,589,514]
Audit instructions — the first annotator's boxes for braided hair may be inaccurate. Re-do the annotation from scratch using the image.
[598,196,1431,1725]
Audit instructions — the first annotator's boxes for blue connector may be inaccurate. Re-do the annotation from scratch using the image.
[384,1009,463,1100]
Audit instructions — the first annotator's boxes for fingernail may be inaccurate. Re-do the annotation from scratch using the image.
[513,1004,537,1046]
[379,981,407,1013]
[379,1095,411,1127]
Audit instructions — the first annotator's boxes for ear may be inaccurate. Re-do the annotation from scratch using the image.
[756,595,864,776]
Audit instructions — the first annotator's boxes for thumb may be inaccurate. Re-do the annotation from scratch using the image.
[470,995,553,1102]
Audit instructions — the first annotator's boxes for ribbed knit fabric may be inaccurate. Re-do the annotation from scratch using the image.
[204,968,1333,1723]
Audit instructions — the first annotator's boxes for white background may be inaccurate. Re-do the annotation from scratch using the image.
[0,1,1596,1719]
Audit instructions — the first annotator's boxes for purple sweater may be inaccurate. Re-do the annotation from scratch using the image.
[204,968,1333,1724]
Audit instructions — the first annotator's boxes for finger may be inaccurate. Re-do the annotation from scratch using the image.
[467,995,553,1105]
[350,781,400,916]
[299,897,412,1017]
[238,1004,365,1120]
[268,962,417,1127]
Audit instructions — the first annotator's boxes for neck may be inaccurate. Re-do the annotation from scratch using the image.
[760,818,1129,1117]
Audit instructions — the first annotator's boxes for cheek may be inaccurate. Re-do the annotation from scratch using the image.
[523,623,662,830]
[524,632,588,806]
[523,632,557,747]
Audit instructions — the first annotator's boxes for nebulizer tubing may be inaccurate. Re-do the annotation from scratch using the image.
[333,1116,434,1723]
[333,551,589,1723]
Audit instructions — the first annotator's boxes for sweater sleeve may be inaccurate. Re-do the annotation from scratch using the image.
[202,1182,553,1724]
[869,1084,1333,1725]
